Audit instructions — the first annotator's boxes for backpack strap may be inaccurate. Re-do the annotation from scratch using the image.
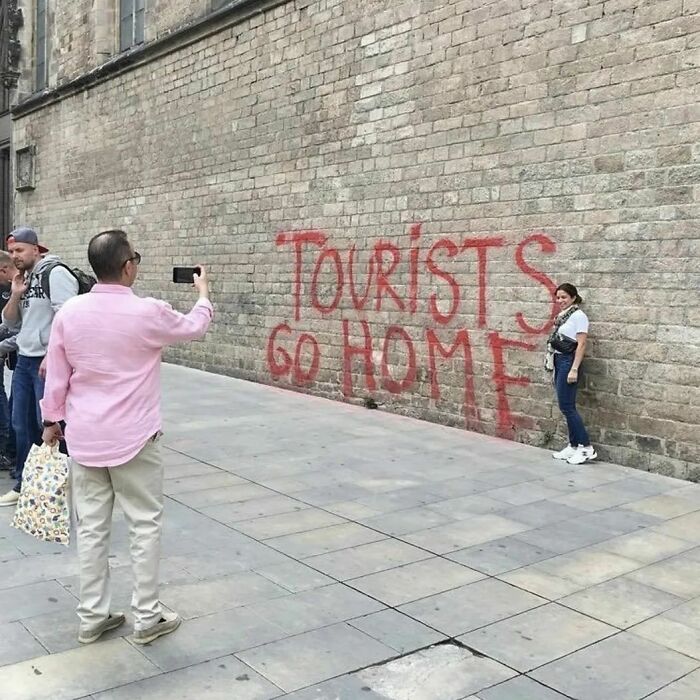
[40,262,79,301]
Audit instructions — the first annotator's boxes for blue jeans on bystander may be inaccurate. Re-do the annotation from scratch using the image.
[11,355,45,492]
[554,352,590,447]
[0,362,14,464]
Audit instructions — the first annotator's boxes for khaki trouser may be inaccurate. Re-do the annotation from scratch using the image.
[72,436,164,632]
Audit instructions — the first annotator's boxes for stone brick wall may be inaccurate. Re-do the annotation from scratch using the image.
[11,0,700,479]
[14,0,214,94]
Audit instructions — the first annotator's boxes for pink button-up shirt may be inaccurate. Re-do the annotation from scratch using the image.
[40,284,213,467]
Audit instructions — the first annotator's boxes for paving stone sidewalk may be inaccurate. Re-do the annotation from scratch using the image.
[0,364,699,700]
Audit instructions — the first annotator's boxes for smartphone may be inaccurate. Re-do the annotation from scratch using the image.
[172,266,201,284]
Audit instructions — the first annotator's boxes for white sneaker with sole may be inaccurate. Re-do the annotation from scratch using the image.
[552,445,577,461]
[567,446,597,465]
[132,610,181,645]
[79,613,126,644]
[0,489,19,507]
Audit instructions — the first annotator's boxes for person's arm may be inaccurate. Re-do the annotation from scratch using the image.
[0,333,17,355]
[38,268,80,378]
[568,333,587,384]
[39,313,72,426]
[1,272,28,328]
[150,265,213,345]
[48,267,79,311]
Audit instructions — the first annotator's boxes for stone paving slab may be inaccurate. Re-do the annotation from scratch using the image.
[91,655,281,700]
[475,675,572,699]
[530,633,699,700]
[0,638,160,700]
[237,623,397,692]
[0,621,48,666]
[354,645,516,700]
[645,670,700,699]
[458,602,616,672]
[559,577,686,629]
[0,364,699,699]
[347,609,447,654]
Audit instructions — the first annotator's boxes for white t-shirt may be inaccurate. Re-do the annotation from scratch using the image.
[559,309,589,340]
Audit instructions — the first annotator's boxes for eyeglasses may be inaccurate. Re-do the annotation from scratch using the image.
[123,251,141,267]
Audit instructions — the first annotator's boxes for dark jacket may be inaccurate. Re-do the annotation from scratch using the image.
[0,282,18,369]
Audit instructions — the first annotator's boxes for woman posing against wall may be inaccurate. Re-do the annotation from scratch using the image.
[545,283,597,465]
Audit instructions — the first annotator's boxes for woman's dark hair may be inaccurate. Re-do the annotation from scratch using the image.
[556,282,583,305]
[88,229,132,282]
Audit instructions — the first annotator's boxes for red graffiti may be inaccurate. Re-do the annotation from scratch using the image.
[488,331,537,436]
[347,245,374,310]
[408,223,421,314]
[293,333,320,385]
[461,237,505,328]
[266,323,293,378]
[267,224,557,436]
[426,238,460,325]
[342,319,376,395]
[275,230,326,322]
[426,328,480,427]
[311,248,344,314]
[266,323,320,386]
[374,241,405,312]
[515,233,558,335]
[381,325,417,394]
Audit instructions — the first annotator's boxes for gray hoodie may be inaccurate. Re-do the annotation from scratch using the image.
[1,255,79,357]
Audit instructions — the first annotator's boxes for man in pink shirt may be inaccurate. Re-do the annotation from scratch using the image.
[40,229,213,645]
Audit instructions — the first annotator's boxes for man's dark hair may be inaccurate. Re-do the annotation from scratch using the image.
[88,229,132,282]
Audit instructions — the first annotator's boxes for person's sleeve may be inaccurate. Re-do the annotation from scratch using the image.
[39,314,72,423]
[576,311,589,334]
[148,298,214,347]
[0,333,17,355]
[48,267,80,312]
[1,308,21,332]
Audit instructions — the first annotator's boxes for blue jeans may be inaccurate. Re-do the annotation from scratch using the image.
[11,355,45,491]
[554,353,590,447]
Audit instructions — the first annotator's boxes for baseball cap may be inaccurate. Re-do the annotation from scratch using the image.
[7,227,49,253]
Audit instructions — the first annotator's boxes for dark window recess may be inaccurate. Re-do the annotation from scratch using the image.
[0,148,10,239]
[120,0,145,51]
[35,0,47,90]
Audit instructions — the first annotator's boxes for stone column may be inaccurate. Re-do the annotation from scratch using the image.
[93,0,115,64]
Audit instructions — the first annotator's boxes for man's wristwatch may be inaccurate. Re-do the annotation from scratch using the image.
[42,420,57,428]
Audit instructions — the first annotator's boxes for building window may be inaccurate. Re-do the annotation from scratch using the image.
[35,0,48,90]
[120,0,145,51]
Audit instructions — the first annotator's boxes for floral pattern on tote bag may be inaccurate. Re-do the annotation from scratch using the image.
[12,443,71,546]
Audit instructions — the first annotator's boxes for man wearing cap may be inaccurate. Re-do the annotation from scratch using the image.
[0,227,79,506]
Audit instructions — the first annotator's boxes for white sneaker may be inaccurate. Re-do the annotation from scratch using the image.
[132,610,181,645]
[78,612,126,644]
[0,489,19,507]
[552,445,577,461]
[567,446,597,465]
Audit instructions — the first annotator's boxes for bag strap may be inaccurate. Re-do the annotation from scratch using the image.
[552,305,578,333]
[40,262,78,301]
[547,305,579,353]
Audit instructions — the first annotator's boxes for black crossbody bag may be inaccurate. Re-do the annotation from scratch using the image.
[549,332,578,354]
[548,307,579,355]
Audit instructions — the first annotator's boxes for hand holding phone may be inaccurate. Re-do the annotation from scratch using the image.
[172,266,202,284]
[173,265,209,299]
